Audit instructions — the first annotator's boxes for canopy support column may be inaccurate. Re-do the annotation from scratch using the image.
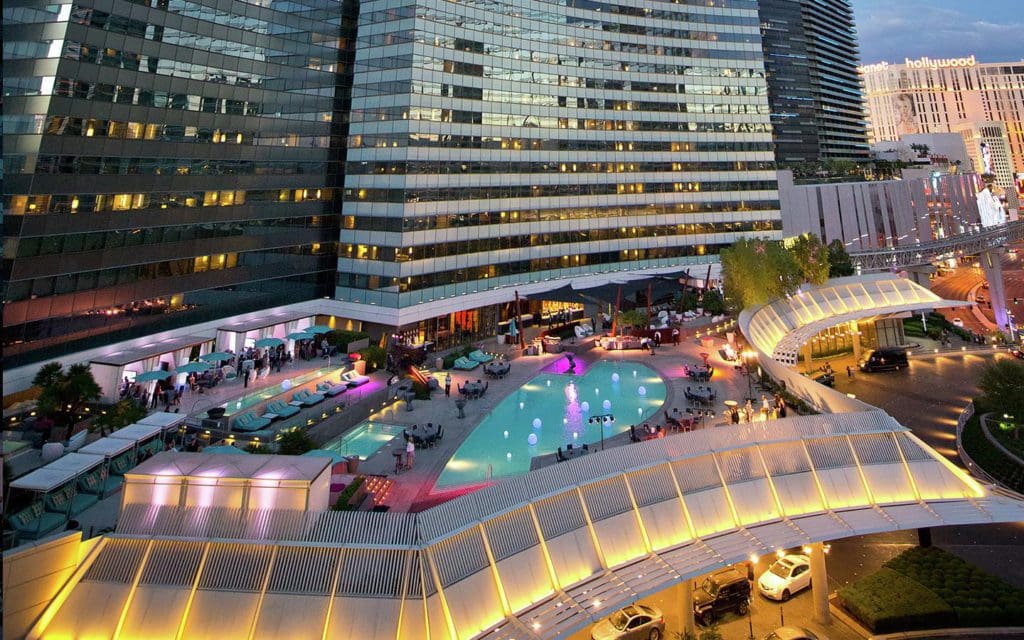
[810,542,830,624]
[681,580,695,636]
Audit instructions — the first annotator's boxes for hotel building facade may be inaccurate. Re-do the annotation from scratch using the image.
[336,0,781,341]
[860,57,1024,179]
[2,0,355,367]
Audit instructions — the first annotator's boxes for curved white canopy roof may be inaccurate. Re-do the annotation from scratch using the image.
[28,412,1024,640]
[743,274,971,366]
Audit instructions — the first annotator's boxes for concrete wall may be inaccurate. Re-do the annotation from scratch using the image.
[779,170,982,250]
[2,532,92,640]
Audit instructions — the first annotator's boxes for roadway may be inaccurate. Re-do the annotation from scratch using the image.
[929,242,1024,337]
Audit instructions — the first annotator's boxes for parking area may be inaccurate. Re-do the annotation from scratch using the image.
[566,554,863,640]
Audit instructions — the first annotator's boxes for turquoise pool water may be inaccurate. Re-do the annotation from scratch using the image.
[322,420,402,460]
[436,361,665,488]
[220,365,343,416]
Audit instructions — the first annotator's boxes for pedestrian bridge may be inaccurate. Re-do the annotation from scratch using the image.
[14,412,1024,640]
[850,219,1024,271]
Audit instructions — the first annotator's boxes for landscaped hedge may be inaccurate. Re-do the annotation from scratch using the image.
[331,476,364,511]
[837,567,955,633]
[357,345,386,373]
[961,399,1024,492]
[326,330,370,351]
[838,547,1024,633]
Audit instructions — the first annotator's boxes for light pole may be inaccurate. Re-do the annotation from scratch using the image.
[588,413,614,450]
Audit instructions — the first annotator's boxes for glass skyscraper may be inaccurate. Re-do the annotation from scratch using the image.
[758,0,870,163]
[2,0,354,366]
[337,0,781,337]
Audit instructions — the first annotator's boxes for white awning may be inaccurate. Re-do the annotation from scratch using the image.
[10,453,105,492]
[78,437,136,459]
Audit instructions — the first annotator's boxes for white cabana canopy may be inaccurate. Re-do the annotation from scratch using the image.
[10,453,105,493]
[137,411,188,429]
[108,423,166,444]
[78,437,136,459]
[26,413,1024,640]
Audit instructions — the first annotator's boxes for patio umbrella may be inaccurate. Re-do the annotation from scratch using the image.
[254,337,284,348]
[302,449,347,464]
[135,370,173,382]
[306,325,332,334]
[199,351,233,362]
[287,332,314,341]
[202,445,248,455]
[175,361,212,374]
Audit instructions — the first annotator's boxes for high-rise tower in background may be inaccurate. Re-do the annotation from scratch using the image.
[758,0,870,164]
[2,0,356,367]
[336,0,780,339]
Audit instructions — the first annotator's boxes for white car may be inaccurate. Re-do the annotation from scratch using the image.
[591,604,665,640]
[758,554,811,601]
[952,318,965,328]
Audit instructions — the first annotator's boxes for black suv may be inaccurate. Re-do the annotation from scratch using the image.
[693,567,751,625]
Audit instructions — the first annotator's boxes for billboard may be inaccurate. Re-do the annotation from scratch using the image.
[893,94,920,135]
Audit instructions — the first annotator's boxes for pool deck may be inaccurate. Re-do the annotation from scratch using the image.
[343,323,754,512]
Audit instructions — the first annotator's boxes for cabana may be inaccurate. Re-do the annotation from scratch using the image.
[7,453,105,540]
[109,419,179,462]
[76,438,135,496]
[89,335,214,402]
[122,452,332,512]
[215,311,316,356]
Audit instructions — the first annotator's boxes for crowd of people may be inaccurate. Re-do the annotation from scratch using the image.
[727,394,787,423]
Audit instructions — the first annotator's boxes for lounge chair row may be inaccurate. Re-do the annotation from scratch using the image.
[453,349,495,370]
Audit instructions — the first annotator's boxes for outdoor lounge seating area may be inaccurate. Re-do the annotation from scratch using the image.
[291,389,325,406]
[7,452,109,540]
[468,349,494,363]
[266,401,300,419]
[317,380,347,397]
[341,370,371,386]
[234,412,272,432]
[453,356,480,370]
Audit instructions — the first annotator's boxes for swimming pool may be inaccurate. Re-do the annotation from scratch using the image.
[220,365,344,416]
[436,361,665,488]
[322,420,402,460]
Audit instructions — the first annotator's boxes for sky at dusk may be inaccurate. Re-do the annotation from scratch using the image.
[851,0,1024,65]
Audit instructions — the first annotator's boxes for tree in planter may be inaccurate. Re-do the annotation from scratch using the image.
[93,399,147,436]
[700,289,725,315]
[276,429,317,455]
[32,362,102,428]
[720,238,801,312]
[616,308,648,332]
[675,289,699,313]
[978,359,1024,439]
[789,233,831,285]
[827,239,856,277]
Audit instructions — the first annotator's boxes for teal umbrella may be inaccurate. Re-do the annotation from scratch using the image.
[254,337,284,348]
[203,445,248,455]
[302,449,347,464]
[176,361,212,374]
[306,325,332,334]
[287,332,314,341]
[135,370,173,382]
[199,351,233,362]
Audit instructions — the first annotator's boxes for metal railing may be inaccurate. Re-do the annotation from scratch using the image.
[851,220,1024,271]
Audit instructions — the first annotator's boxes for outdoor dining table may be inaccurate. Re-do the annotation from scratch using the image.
[463,382,485,398]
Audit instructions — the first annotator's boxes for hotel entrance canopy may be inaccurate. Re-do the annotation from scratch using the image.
[26,412,1024,640]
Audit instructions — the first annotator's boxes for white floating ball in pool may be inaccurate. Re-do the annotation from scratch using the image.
[507,452,512,460]
[633,370,637,377]
[281,379,292,391]
[532,418,542,429]
[527,433,538,446]
[503,430,509,439]
[612,373,620,383]
[595,387,600,396]
[546,380,551,387]
[519,402,524,410]
[573,432,578,440]
[563,418,568,424]
[602,399,612,411]
[581,401,590,413]
[638,386,647,396]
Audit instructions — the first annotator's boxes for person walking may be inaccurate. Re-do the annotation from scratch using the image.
[405,439,415,470]
[846,365,853,378]
[243,367,251,388]
[671,327,680,345]
[444,372,452,398]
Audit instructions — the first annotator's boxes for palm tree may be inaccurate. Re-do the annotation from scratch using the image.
[32,362,102,428]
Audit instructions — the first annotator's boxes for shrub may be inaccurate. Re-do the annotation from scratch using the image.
[357,345,386,373]
[411,379,431,400]
[962,398,1024,492]
[95,399,148,435]
[331,476,365,511]
[276,429,316,455]
[325,330,370,351]
[837,567,955,633]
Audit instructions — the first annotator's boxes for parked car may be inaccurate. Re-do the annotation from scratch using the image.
[1009,347,1023,360]
[952,318,965,328]
[758,554,812,601]
[693,567,750,625]
[763,627,823,640]
[591,604,665,640]
[859,347,909,372]
[807,371,834,387]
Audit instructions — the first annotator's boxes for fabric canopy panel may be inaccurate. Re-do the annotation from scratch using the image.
[27,412,1024,640]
